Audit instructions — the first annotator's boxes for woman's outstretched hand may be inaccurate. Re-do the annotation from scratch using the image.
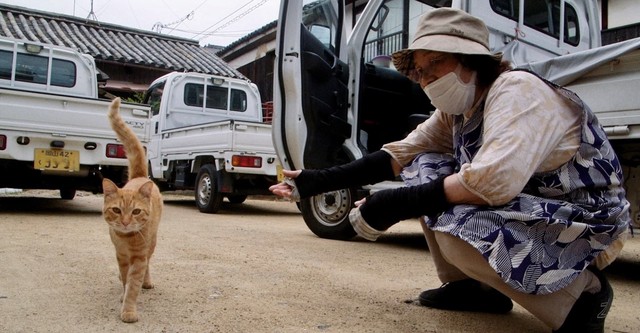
[269,169,302,198]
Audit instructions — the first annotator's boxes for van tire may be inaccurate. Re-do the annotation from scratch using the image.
[227,195,247,204]
[195,164,223,213]
[300,188,357,240]
[60,188,76,200]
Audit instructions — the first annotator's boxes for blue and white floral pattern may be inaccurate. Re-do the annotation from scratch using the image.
[402,71,630,295]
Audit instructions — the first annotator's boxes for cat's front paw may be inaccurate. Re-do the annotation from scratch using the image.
[120,310,139,323]
[142,281,154,289]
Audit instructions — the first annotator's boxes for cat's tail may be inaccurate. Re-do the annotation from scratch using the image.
[108,98,148,180]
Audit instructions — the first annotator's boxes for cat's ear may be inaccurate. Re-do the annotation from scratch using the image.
[138,180,155,197]
[102,178,119,197]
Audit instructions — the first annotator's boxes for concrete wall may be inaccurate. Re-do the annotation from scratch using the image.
[607,0,640,28]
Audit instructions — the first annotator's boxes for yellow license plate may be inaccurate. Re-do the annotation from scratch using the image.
[34,149,80,172]
[276,164,284,182]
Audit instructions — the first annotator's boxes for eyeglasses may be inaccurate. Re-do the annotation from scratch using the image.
[413,55,447,82]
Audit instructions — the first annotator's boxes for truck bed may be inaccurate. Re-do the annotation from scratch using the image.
[160,119,273,154]
[158,119,277,176]
[0,87,152,193]
[522,38,640,139]
[0,87,151,166]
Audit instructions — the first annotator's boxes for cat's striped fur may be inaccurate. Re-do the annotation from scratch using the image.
[102,98,162,323]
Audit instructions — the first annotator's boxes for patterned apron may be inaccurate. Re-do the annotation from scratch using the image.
[402,71,630,295]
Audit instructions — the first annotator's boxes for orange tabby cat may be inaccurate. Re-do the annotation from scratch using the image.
[102,97,162,323]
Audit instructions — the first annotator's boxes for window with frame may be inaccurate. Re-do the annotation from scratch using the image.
[184,83,248,112]
[50,58,77,87]
[205,86,228,110]
[362,0,452,63]
[490,0,580,46]
[303,0,340,51]
[0,50,76,87]
[145,80,165,115]
[0,50,12,79]
[230,89,247,111]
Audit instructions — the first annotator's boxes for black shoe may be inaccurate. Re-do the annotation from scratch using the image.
[553,267,613,333]
[418,278,513,313]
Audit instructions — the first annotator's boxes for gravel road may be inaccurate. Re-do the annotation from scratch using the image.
[0,190,638,333]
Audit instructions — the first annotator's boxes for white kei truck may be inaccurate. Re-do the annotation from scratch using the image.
[143,72,279,213]
[0,36,152,199]
[273,0,640,239]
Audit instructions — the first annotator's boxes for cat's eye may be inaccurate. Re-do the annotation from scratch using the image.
[132,208,141,215]
[111,207,121,214]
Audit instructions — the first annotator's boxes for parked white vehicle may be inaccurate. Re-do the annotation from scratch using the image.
[143,72,279,213]
[273,0,640,239]
[0,36,151,199]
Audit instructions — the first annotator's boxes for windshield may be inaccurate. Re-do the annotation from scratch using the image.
[143,80,165,116]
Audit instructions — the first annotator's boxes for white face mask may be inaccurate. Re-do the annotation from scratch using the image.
[424,65,476,115]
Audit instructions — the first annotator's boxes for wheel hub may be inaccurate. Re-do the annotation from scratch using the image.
[197,175,212,205]
[314,189,350,224]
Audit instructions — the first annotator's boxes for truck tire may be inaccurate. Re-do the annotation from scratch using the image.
[195,164,223,213]
[227,195,247,204]
[60,188,76,200]
[300,188,357,240]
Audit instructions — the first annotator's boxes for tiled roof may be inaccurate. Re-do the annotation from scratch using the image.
[0,3,246,80]
[217,20,277,56]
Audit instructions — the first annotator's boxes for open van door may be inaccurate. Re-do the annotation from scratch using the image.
[273,0,358,240]
[274,0,601,240]
[273,0,437,240]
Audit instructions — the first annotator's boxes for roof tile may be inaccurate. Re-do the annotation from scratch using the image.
[0,4,245,80]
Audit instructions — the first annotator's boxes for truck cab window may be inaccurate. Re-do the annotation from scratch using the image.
[184,83,238,112]
[0,50,76,87]
[363,0,451,63]
[0,50,12,79]
[205,86,228,110]
[230,89,247,112]
[184,83,203,107]
[50,59,76,87]
[490,0,580,46]
[303,0,339,52]
[15,53,48,84]
[144,80,165,116]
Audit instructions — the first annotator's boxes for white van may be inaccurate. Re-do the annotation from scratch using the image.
[272,0,616,239]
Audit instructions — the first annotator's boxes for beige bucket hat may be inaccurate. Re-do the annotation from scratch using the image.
[391,8,502,76]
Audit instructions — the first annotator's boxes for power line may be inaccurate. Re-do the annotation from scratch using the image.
[192,0,269,40]
[166,0,208,35]
[152,0,207,34]
[152,11,194,33]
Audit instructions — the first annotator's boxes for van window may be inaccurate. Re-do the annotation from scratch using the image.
[50,59,77,87]
[362,0,451,63]
[0,50,12,79]
[205,86,228,110]
[230,89,247,111]
[144,80,165,116]
[303,0,340,52]
[16,53,48,84]
[0,50,77,87]
[491,0,580,46]
[184,83,248,113]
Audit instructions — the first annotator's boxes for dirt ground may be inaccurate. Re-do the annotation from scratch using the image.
[0,190,639,333]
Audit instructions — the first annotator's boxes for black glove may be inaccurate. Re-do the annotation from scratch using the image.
[293,150,395,199]
[358,176,449,232]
